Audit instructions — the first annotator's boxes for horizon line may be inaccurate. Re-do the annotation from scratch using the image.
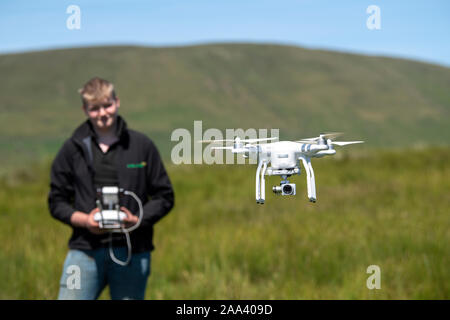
[1,40,449,69]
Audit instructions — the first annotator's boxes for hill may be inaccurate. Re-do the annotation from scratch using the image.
[0,43,449,171]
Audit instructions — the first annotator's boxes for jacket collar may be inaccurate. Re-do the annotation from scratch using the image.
[71,116,129,167]
[71,115,128,144]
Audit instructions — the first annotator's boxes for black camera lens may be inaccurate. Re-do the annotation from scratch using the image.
[282,184,293,195]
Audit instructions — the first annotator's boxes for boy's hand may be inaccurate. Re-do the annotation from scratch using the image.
[121,206,139,228]
[85,208,107,235]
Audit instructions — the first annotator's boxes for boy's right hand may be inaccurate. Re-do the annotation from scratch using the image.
[85,208,107,235]
[70,208,107,235]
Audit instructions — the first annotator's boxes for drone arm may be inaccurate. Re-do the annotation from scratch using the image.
[299,156,316,202]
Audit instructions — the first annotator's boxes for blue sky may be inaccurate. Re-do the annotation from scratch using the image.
[0,0,449,67]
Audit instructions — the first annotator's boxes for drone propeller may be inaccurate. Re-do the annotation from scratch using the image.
[211,146,234,150]
[296,132,363,146]
[243,137,278,143]
[322,132,343,140]
[330,141,364,146]
[297,132,343,142]
[198,137,278,144]
[297,140,364,146]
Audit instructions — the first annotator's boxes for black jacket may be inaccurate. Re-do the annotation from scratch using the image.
[48,116,174,252]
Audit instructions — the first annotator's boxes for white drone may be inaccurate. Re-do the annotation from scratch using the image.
[199,133,363,204]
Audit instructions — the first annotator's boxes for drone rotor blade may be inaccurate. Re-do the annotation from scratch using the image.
[297,132,343,142]
[211,146,234,150]
[241,137,278,143]
[332,141,364,146]
[321,132,344,140]
[197,139,234,144]
[198,137,278,144]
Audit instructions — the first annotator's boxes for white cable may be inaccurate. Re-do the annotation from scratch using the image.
[108,229,132,266]
[122,190,143,232]
[107,189,144,265]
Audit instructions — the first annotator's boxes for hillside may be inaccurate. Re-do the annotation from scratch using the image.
[0,43,449,170]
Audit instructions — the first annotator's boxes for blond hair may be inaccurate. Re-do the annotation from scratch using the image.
[79,77,117,107]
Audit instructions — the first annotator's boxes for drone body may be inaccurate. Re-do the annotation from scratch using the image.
[200,133,363,204]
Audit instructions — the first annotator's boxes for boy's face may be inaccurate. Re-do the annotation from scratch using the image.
[83,97,120,133]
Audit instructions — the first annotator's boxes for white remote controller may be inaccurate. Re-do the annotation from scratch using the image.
[94,210,127,229]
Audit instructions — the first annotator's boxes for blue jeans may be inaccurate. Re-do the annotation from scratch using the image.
[57,247,151,300]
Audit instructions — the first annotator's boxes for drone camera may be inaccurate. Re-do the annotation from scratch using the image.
[272,183,296,196]
[282,183,296,195]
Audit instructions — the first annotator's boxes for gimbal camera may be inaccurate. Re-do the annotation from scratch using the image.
[272,181,296,196]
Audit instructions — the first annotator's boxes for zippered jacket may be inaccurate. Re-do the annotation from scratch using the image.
[48,115,175,252]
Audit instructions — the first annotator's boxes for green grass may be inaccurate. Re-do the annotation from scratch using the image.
[0,147,448,299]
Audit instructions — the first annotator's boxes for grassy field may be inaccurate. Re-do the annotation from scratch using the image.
[0,147,448,299]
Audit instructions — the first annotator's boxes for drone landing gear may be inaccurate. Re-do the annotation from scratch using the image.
[256,160,268,204]
[299,156,316,203]
[256,162,303,204]
[256,158,317,204]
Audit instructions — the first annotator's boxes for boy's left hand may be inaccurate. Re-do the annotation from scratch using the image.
[120,206,139,228]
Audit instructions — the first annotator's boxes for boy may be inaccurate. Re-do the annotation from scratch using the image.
[48,77,174,299]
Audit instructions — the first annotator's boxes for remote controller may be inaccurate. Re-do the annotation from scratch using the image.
[94,210,127,229]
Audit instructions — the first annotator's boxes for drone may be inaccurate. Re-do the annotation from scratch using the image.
[199,133,363,204]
